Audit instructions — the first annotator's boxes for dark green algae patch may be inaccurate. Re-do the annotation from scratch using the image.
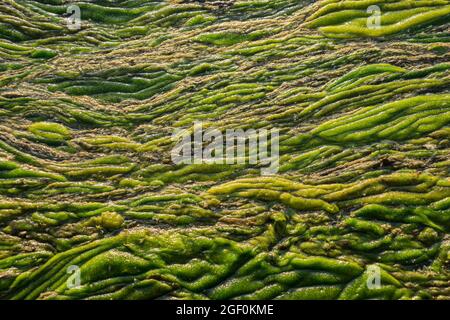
[0,0,449,299]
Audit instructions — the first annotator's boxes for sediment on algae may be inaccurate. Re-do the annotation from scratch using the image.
[0,0,449,300]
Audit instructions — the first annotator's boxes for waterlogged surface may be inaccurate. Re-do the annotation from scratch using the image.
[0,0,449,300]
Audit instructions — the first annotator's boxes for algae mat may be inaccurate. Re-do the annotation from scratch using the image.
[0,0,449,300]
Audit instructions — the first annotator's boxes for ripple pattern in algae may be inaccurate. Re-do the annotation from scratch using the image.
[0,0,449,300]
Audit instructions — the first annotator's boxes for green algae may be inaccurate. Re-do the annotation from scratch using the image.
[0,0,449,301]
